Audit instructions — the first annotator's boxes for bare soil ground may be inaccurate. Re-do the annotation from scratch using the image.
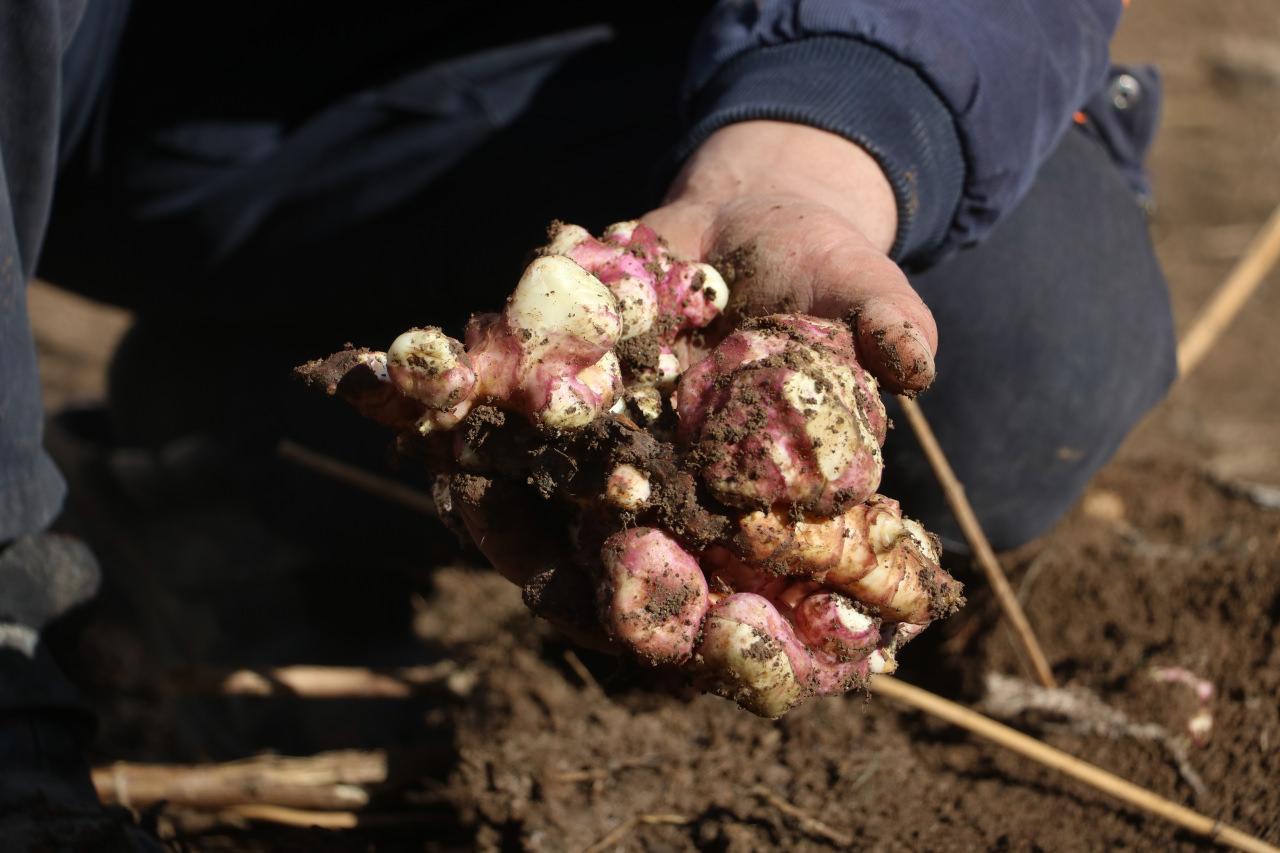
[28,1,1280,849]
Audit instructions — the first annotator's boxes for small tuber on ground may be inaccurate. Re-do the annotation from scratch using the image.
[297,220,962,718]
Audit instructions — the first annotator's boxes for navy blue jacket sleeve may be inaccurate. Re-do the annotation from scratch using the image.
[680,1,1123,268]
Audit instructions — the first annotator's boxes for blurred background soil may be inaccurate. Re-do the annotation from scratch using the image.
[26,1,1280,849]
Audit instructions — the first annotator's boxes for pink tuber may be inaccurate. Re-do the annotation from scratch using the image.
[598,527,709,665]
[677,315,888,513]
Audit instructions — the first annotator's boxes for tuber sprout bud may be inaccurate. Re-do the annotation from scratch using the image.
[604,464,651,511]
[387,327,477,412]
[544,220,728,355]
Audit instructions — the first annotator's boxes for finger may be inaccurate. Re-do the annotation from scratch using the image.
[640,200,716,261]
[707,199,938,393]
[848,293,937,395]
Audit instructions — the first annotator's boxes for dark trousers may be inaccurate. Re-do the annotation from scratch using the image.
[4,4,1174,582]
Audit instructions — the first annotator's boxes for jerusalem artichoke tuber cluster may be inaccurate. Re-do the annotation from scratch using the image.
[298,221,961,718]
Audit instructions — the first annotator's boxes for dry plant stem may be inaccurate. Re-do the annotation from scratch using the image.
[582,813,692,853]
[896,395,1057,689]
[168,662,460,699]
[750,785,854,847]
[277,440,438,517]
[550,769,609,785]
[562,649,602,693]
[219,805,359,829]
[213,805,445,830]
[871,676,1279,853]
[93,750,388,811]
[1177,202,1280,377]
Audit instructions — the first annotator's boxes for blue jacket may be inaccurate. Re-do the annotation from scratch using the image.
[681,0,1130,267]
[35,1,1150,290]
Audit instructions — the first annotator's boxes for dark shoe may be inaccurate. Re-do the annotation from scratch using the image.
[0,536,160,851]
[0,653,160,852]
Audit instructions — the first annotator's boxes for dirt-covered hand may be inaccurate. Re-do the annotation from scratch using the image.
[297,220,962,718]
[643,120,937,395]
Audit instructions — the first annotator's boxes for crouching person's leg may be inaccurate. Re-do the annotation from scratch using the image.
[881,127,1177,551]
[0,535,160,851]
[0,0,159,845]
[0,536,100,801]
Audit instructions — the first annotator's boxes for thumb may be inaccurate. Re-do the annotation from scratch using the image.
[651,197,937,394]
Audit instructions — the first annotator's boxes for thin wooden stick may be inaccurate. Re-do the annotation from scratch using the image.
[751,785,854,847]
[1177,203,1280,377]
[221,804,359,829]
[871,675,1277,853]
[214,804,446,829]
[582,813,691,853]
[277,439,438,517]
[562,649,603,693]
[896,395,1057,688]
[167,662,460,699]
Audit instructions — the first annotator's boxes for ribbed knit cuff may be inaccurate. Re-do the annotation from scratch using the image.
[678,37,965,265]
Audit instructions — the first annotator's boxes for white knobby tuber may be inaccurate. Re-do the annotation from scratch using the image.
[386,255,624,432]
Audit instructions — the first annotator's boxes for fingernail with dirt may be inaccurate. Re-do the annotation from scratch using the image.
[853,302,936,393]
